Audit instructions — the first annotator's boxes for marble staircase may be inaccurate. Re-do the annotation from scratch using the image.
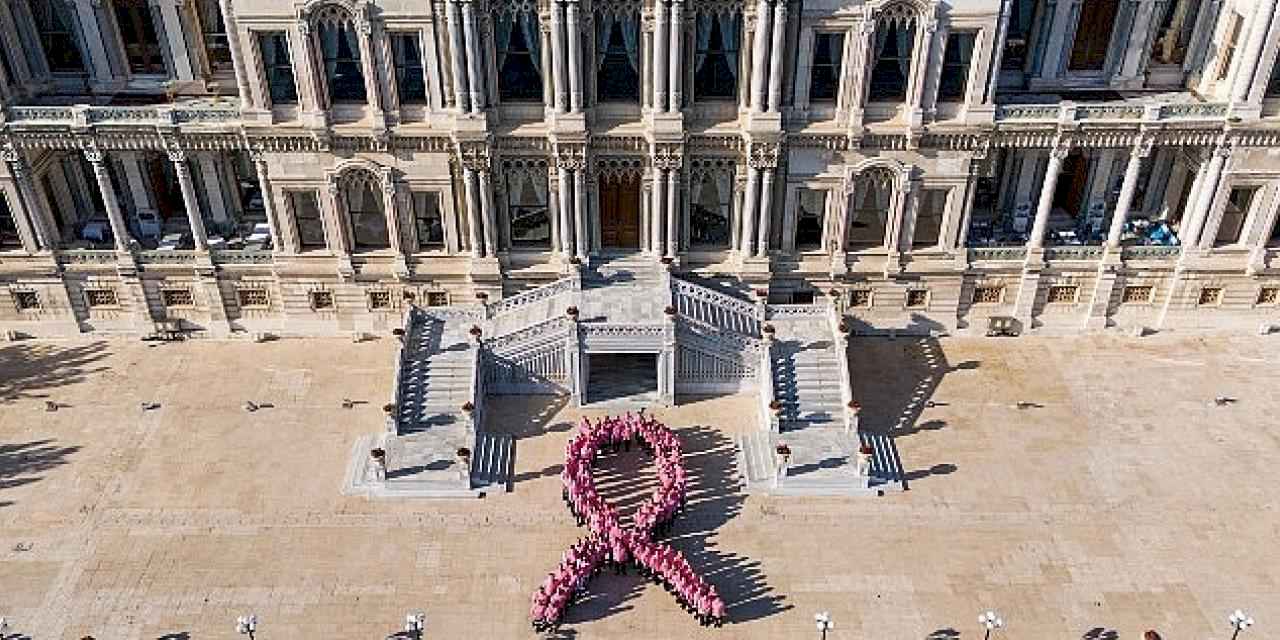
[397,313,475,435]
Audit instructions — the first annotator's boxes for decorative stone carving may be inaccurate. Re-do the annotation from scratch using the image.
[457,142,493,172]
[554,143,588,171]
[652,144,684,171]
[746,142,780,170]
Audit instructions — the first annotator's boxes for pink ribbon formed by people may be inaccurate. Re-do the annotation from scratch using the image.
[529,413,726,631]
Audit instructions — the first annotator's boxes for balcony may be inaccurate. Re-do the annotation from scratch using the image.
[3,98,242,130]
[994,99,1228,125]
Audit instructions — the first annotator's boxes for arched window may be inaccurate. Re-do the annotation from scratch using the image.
[689,160,734,248]
[314,7,367,103]
[847,168,893,248]
[504,160,550,248]
[496,9,543,102]
[694,10,742,100]
[596,10,641,102]
[343,171,389,250]
[868,4,917,102]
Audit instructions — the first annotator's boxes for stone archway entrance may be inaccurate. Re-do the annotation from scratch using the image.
[599,175,641,249]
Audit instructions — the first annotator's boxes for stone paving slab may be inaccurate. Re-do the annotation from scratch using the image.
[2,335,1280,639]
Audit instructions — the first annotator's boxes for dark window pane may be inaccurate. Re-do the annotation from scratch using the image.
[795,189,826,250]
[1268,52,1280,97]
[690,174,731,247]
[869,21,912,102]
[0,191,21,248]
[393,33,428,104]
[259,32,298,105]
[913,189,947,247]
[413,192,444,248]
[694,13,741,100]
[497,12,544,102]
[346,183,389,250]
[938,32,974,102]
[32,1,85,73]
[1151,0,1201,65]
[1215,187,1255,246]
[115,1,165,74]
[320,21,367,102]
[596,15,641,102]
[197,0,233,71]
[506,167,549,247]
[1068,0,1118,71]
[291,191,327,249]
[1001,0,1036,71]
[809,33,843,102]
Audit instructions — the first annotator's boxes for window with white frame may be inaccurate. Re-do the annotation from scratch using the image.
[913,189,947,248]
[259,32,299,105]
[412,191,445,249]
[289,191,327,250]
[315,7,367,103]
[795,189,826,251]
[392,32,428,104]
[504,161,550,248]
[496,9,543,102]
[937,32,974,103]
[596,11,642,103]
[809,32,844,103]
[31,1,85,73]
[196,0,233,72]
[694,11,741,100]
[115,0,166,75]
[690,168,733,248]
[847,170,892,248]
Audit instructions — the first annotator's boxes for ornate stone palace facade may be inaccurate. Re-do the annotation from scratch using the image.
[2,0,1280,337]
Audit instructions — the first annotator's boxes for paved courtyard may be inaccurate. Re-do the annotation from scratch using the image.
[1,334,1278,639]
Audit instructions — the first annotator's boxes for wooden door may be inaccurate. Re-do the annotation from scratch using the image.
[600,176,641,249]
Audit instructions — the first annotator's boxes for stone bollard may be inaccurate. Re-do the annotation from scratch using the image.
[773,444,791,488]
[855,444,873,489]
[456,447,472,487]
[368,448,387,483]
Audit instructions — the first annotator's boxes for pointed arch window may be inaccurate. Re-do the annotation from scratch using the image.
[795,189,826,250]
[315,8,367,103]
[690,162,734,248]
[869,10,915,102]
[694,11,741,100]
[596,11,641,102]
[496,10,543,102]
[504,160,550,248]
[343,172,389,251]
[847,170,893,248]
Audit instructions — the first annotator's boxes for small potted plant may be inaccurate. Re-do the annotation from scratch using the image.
[660,256,674,265]
[569,256,582,266]
[461,401,475,417]
[762,323,776,336]
[456,446,472,468]
[754,288,768,299]
[469,325,483,339]
[475,291,489,301]
[838,320,852,335]
[369,447,386,462]
[565,306,580,319]
[382,402,396,414]
[847,400,861,414]
[769,399,783,415]
[392,327,405,338]
[664,305,677,316]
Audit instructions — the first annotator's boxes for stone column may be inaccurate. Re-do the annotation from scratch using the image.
[540,21,555,109]
[217,0,251,103]
[653,0,669,112]
[558,166,574,255]
[651,169,666,254]
[766,1,787,112]
[573,168,588,260]
[121,153,159,223]
[84,150,131,254]
[1028,146,1067,249]
[666,167,679,257]
[158,0,196,81]
[73,0,115,86]
[478,170,497,256]
[749,0,771,112]
[905,22,934,124]
[461,0,486,112]
[1187,146,1229,249]
[845,19,874,128]
[566,0,584,112]
[2,148,52,250]
[1230,0,1278,104]
[982,0,1012,105]
[550,1,568,112]
[382,180,406,255]
[756,168,774,257]
[668,1,683,111]
[739,166,759,254]
[446,1,471,111]
[292,23,327,122]
[170,151,209,251]
[463,167,483,256]
[197,154,230,224]
[1106,144,1149,248]
[249,152,283,251]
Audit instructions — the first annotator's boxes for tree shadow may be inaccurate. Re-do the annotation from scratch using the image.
[0,341,112,404]
[0,439,81,509]
[559,423,790,629]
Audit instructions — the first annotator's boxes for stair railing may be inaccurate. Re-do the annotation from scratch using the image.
[390,307,416,436]
[670,277,761,336]
[826,297,855,432]
[759,333,776,434]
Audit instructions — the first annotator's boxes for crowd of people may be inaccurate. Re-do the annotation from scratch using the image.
[529,412,727,632]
